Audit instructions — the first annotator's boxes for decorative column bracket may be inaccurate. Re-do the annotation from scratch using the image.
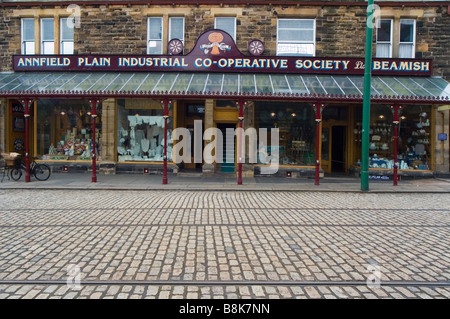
[312,102,326,186]
[160,99,172,185]
[235,100,247,185]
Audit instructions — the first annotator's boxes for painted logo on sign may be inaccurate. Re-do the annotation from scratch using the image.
[200,32,231,55]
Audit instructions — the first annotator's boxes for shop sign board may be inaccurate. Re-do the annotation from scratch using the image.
[12,30,433,76]
[438,133,448,141]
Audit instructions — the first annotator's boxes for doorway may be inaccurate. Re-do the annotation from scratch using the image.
[217,123,236,173]
[331,126,346,172]
[322,122,347,174]
[178,101,205,171]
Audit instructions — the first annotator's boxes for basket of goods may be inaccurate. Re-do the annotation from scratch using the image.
[1,152,21,167]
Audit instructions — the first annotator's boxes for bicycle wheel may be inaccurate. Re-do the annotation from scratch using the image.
[33,163,51,181]
[10,168,22,181]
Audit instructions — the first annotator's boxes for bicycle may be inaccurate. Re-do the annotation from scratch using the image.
[10,157,51,181]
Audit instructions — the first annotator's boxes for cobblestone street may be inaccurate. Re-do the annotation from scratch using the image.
[0,189,449,299]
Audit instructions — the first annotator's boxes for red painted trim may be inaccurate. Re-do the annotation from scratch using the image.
[161,98,170,185]
[237,100,245,185]
[89,98,99,183]
[22,98,32,183]
[1,1,448,7]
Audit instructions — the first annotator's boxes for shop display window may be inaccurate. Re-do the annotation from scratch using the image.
[117,99,173,162]
[353,105,432,170]
[254,102,316,166]
[36,99,101,161]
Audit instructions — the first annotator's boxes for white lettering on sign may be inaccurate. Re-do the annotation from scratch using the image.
[17,57,71,67]
[295,59,350,70]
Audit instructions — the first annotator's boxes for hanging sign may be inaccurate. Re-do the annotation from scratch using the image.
[12,30,433,76]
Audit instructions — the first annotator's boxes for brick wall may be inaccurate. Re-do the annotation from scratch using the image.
[0,3,449,79]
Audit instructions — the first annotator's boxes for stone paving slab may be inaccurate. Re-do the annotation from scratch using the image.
[0,189,449,299]
[1,284,449,299]
[0,173,449,192]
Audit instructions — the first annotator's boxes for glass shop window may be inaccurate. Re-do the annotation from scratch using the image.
[117,99,173,162]
[353,105,432,170]
[36,99,102,161]
[254,102,316,166]
[277,19,315,57]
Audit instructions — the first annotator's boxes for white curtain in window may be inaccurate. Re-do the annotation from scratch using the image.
[376,44,391,58]
[399,44,414,58]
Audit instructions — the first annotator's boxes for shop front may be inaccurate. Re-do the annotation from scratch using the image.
[1,29,449,184]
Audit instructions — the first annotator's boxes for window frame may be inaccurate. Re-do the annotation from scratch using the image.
[276,18,316,57]
[40,18,55,55]
[376,19,393,58]
[399,19,416,59]
[214,17,237,41]
[60,18,74,55]
[21,18,35,55]
[169,17,185,44]
[147,17,164,55]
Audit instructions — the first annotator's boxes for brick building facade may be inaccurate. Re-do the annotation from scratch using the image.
[0,0,449,181]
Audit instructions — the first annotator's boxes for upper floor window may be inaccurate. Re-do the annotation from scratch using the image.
[148,17,163,54]
[277,19,315,57]
[40,18,54,55]
[376,19,393,58]
[21,18,35,55]
[215,17,236,41]
[376,19,416,59]
[60,18,74,54]
[399,19,416,58]
[169,17,185,44]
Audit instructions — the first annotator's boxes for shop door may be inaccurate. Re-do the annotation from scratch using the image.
[8,100,29,156]
[321,122,347,173]
[182,102,205,171]
[217,123,236,173]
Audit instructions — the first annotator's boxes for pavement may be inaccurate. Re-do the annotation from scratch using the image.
[0,171,450,192]
[0,172,449,300]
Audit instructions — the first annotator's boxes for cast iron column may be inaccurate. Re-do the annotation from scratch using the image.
[312,103,325,186]
[361,0,375,191]
[161,99,171,185]
[391,104,402,186]
[236,100,246,185]
[89,98,99,183]
[21,98,32,183]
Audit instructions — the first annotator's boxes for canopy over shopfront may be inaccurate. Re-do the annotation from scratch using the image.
[0,71,449,103]
[1,28,449,185]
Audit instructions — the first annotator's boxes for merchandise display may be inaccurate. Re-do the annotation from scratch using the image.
[117,101,173,162]
[255,102,316,166]
[36,99,102,161]
[353,105,431,170]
